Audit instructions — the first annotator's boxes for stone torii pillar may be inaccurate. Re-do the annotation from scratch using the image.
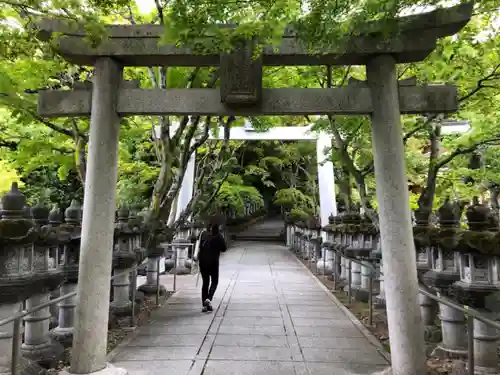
[65,58,127,375]
[367,56,427,375]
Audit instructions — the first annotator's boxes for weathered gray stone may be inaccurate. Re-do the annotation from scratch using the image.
[209,346,293,361]
[294,325,365,338]
[111,360,192,375]
[35,4,472,66]
[113,346,200,361]
[301,347,388,364]
[213,334,288,347]
[37,85,458,117]
[67,58,126,375]
[220,39,262,106]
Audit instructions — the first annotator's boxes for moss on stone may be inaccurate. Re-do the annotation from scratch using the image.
[412,226,500,256]
[0,219,37,244]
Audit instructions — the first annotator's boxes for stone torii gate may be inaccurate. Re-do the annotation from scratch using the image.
[36,4,472,375]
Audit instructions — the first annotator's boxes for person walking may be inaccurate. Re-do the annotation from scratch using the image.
[194,221,227,312]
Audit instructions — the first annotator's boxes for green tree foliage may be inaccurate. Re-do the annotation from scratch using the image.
[0,0,499,228]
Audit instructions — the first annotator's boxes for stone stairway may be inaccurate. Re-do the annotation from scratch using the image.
[231,218,285,242]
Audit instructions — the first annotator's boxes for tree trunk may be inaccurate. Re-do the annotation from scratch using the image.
[416,125,441,225]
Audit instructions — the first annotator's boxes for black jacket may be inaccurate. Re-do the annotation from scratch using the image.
[198,232,227,266]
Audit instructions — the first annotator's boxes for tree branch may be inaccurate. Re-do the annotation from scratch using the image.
[435,137,500,170]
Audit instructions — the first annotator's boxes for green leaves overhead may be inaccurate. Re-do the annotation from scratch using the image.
[1,0,500,220]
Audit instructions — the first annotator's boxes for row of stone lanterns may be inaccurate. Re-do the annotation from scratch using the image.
[0,183,164,375]
[417,198,500,373]
[285,197,500,375]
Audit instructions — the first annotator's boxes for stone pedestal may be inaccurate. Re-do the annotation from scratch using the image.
[110,270,132,316]
[286,225,293,248]
[294,231,301,254]
[0,302,22,375]
[138,257,166,295]
[335,251,349,288]
[357,261,372,302]
[50,282,77,347]
[339,256,347,284]
[316,247,333,275]
[344,260,361,292]
[419,294,437,326]
[344,259,352,291]
[432,303,467,358]
[170,239,190,275]
[301,234,309,259]
[22,292,64,364]
[374,274,386,308]
[165,257,175,272]
[21,203,66,364]
[418,292,441,343]
[472,311,500,374]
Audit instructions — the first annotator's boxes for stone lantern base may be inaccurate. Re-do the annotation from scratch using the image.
[138,283,167,296]
[21,340,64,368]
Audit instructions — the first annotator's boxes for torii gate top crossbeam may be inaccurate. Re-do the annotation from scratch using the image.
[36,4,472,67]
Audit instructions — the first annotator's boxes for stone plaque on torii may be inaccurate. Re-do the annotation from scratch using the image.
[35,4,472,375]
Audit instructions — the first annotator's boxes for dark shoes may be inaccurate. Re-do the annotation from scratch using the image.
[202,299,213,313]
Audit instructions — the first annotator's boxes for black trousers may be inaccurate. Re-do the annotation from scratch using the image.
[200,262,219,304]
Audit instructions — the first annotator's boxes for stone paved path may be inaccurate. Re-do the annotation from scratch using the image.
[111,242,389,375]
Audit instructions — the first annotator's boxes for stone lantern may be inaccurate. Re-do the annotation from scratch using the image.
[328,216,348,286]
[21,201,66,365]
[176,219,193,271]
[422,199,464,350]
[342,212,373,301]
[412,203,438,343]
[138,220,172,296]
[126,209,146,304]
[0,183,47,375]
[452,197,500,373]
[170,237,191,275]
[308,216,322,262]
[284,213,295,248]
[50,200,82,347]
[318,218,336,277]
[126,209,146,264]
[110,207,137,316]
